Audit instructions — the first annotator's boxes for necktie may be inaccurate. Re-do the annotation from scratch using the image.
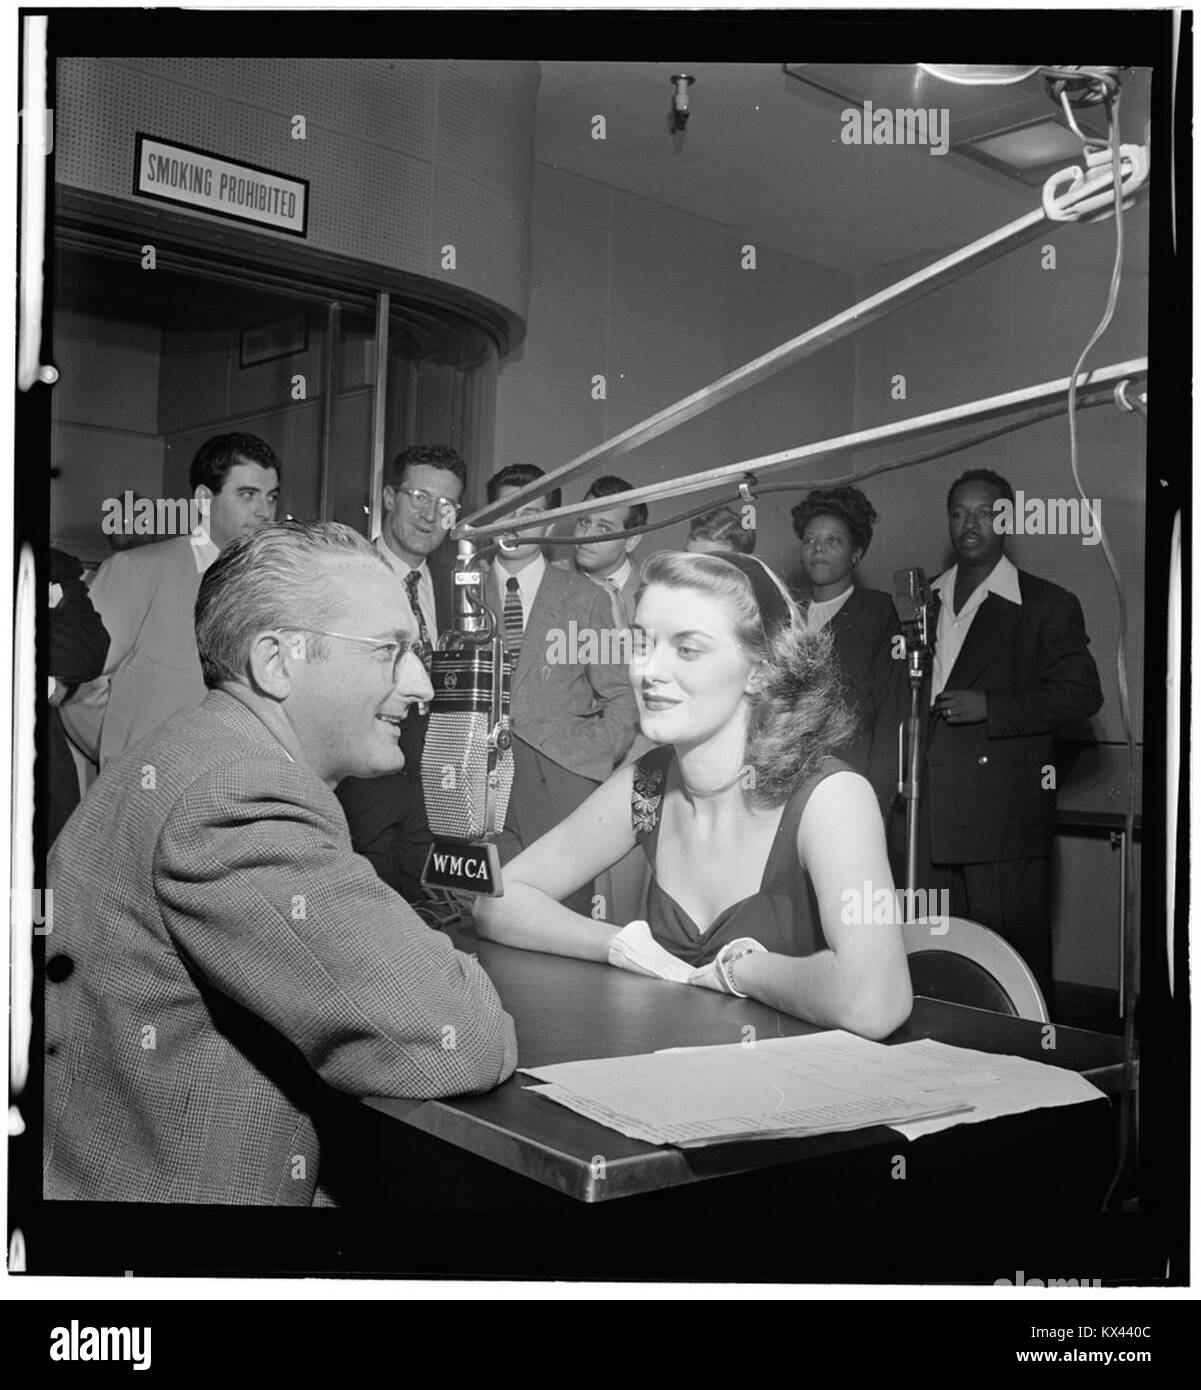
[503,576,524,659]
[403,569,433,670]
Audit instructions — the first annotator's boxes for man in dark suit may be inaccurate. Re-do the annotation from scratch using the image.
[45,520,516,1205]
[912,468,1103,995]
[46,549,110,843]
[485,465,639,915]
[335,444,465,901]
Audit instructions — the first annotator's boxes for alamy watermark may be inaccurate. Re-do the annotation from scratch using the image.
[994,492,1102,545]
[101,491,210,539]
[841,883,950,932]
[546,622,646,666]
[841,101,950,157]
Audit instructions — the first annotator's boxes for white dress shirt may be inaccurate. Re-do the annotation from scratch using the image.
[601,558,633,596]
[375,537,438,642]
[493,552,546,632]
[930,554,1022,702]
[803,583,854,631]
[190,530,220,574]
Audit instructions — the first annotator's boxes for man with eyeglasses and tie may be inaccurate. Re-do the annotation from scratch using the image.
[44,520,517,1204]
[335,444,466,902]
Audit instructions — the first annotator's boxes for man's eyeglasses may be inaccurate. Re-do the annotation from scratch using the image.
[392,486,462,521]
[284,628,420,683]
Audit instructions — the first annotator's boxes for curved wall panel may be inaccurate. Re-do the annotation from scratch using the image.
[54,57,538,339]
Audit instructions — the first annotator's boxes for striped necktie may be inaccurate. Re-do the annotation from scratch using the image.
[403,569,433,670]
[503,575,524,659]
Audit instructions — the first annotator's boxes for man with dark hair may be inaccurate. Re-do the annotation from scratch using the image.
[335,443,467,901]
[572,474,647,627]
[45,520,517,1205]
[910,469,1103,997]
[62,432,281,767]
[485,464,638,915]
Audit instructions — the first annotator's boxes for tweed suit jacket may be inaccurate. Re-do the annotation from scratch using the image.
[78,536,210,767]
[486,561,638,784]
[44,689,518,1205]
[924,569,1103,863]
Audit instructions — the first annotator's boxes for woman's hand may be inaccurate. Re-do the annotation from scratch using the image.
[608,921,693,981]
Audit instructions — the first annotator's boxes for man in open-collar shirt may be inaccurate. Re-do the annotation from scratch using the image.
[911,469,1103,998]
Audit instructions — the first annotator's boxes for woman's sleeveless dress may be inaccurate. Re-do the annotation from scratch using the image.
[631,744,856,968]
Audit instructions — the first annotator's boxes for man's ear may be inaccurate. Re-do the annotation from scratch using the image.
[248,630,298,699]
[624,533,643,557]
[381,484,396,515]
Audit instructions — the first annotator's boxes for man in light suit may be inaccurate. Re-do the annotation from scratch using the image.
[336,444,465,901]
[44,520,517,1205]
[571,474,646,627]
[909,468,1103,996]
[486,465,638,915]
[62,433,281,769]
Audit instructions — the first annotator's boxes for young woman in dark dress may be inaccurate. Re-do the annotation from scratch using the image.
[473,550,912,1039]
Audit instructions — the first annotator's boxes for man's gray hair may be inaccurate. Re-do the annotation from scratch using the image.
[195,520,389,687]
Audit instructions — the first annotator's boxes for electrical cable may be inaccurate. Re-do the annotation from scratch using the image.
[1050,87,1141,1217]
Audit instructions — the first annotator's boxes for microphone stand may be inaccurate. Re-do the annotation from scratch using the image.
[901,654,928,904]
[898,609,932,910]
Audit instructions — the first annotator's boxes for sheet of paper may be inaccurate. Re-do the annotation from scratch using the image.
[885,1038,1106,1140]
[520,1032,971,1147]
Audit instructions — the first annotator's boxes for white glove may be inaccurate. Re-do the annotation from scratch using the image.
[607,920,694,984]
[687,937,767,996]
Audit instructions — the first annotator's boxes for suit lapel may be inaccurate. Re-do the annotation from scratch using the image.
[944,590,1021,691]
[489,562,553,697]
[517,563,557,694]
[619,559,642,627]
[826,585,863,640]
[429,547,453,635]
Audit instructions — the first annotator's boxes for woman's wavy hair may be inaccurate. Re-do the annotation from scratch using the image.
[638,551,857,807]
[791,485,878,554]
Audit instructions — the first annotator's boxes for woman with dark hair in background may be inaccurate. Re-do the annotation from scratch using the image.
[791,486,906,820]
[475,550,912,1040]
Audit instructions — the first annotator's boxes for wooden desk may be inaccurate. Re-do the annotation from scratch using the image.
[365,930,1130,1205]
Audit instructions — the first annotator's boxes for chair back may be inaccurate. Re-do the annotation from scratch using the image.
[902,916,1049,1022]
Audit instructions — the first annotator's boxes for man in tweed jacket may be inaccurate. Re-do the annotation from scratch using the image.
[44,521,517,1205]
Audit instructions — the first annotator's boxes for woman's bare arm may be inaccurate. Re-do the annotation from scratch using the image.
[472,763,640,961]
[731,771,913,1040]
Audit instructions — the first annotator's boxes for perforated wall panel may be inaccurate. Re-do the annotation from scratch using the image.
[55,58,537,326]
